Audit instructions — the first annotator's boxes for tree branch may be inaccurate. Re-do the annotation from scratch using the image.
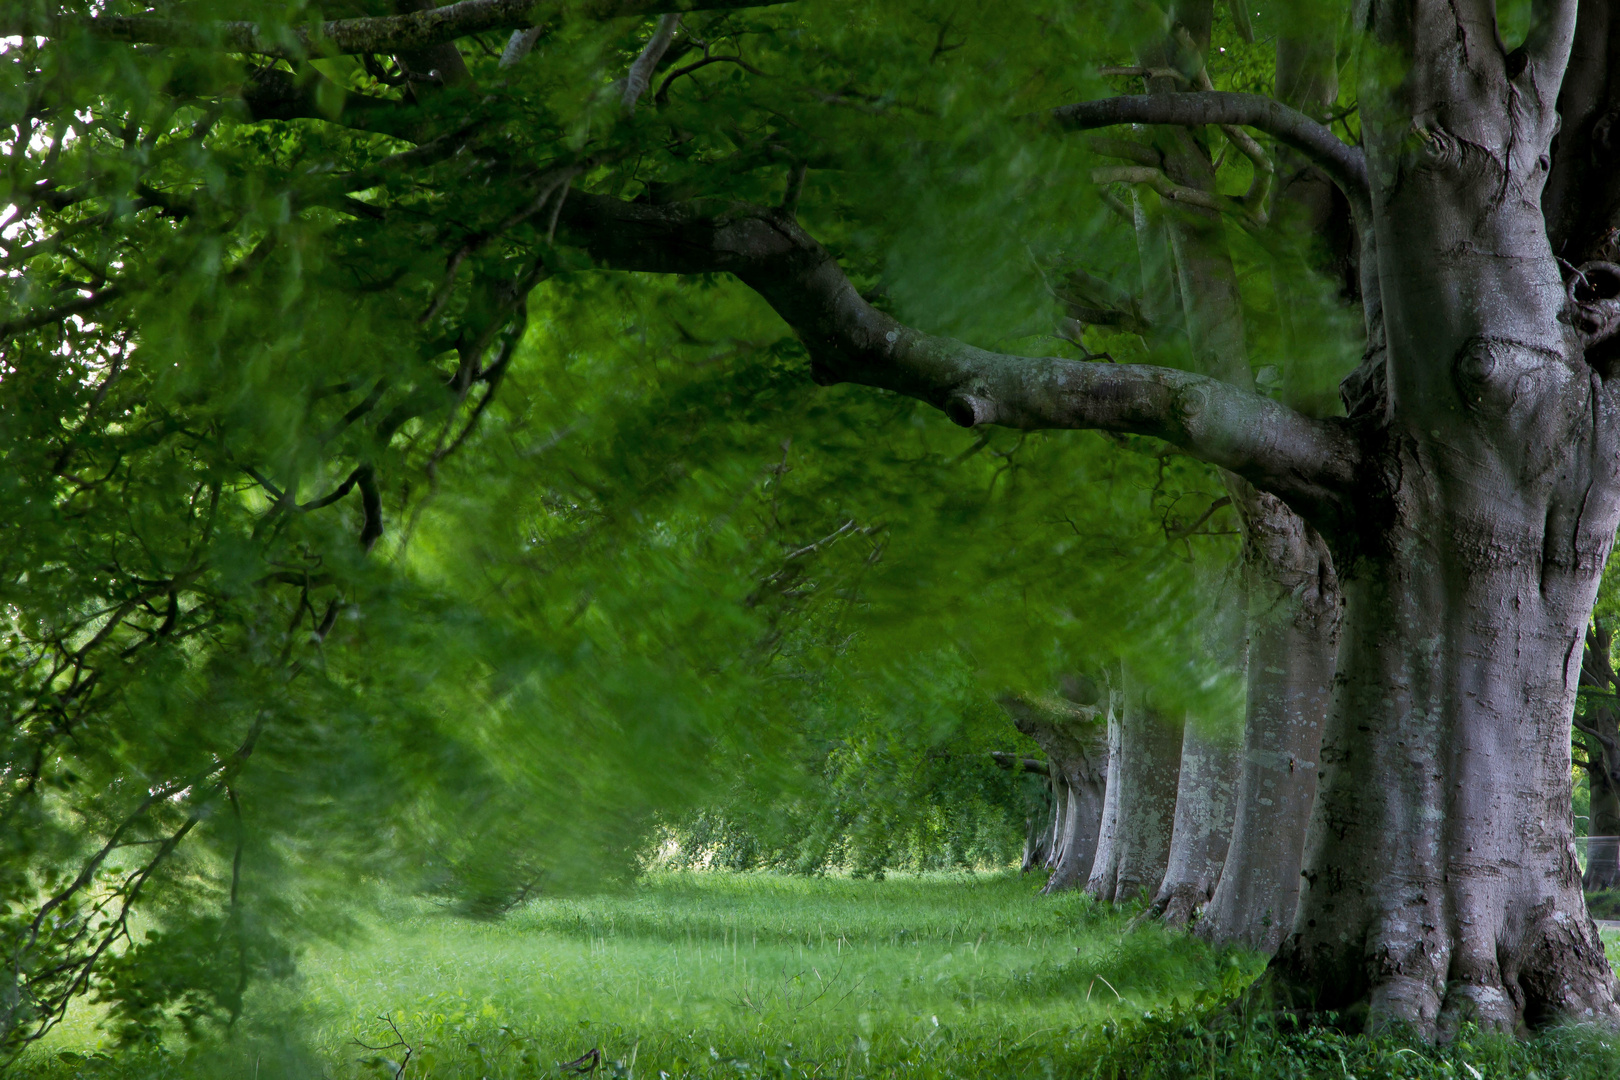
[558,193,1361,530]
[622,13,681,113]
[1051,92,1368,214]
[1524,0,1579,81]
[989,751,1051,775]
[0,285,122,340]
[9,0,795,60]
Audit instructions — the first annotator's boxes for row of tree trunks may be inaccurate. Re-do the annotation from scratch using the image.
[1186,12,1349,955]
[1011,13,1619,1035]
[1002,698,1110,894]
[1133,3,1341,945]
[1086,675,1183,903]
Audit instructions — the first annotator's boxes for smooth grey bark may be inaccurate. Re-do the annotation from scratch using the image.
[1198,485,1339,952]
[1003,697,1109,893]
[1088,708,1124,896]
[1087,678,1181,903]
[1149,716,1238,926]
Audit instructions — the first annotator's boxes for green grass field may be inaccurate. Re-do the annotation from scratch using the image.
[296,872,1250,1078]
[21,872,1620,1079]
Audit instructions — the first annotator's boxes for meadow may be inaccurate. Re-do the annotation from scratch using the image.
[21,872,1620,1079]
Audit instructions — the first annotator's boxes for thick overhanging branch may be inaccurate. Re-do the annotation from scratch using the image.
[5,0,794,60]
[557,192,1361,530]
[1051,92,1368,215]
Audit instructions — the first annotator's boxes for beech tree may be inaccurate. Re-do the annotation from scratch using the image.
[7,0,1620,1047]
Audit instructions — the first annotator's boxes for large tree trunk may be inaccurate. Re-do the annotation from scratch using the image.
[1276,509,1618,1033]
[1087,677,1182,903]
[1269,2,1620,1035]
[1148,715,1237,926]
[1087,708,1123,894]
[1003,697,1109,893]
[1198,487,1340,952]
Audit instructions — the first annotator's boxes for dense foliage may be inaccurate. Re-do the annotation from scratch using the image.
[0,0,1294,1055]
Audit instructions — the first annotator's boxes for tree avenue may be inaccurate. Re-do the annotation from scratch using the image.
[5,0,1620,1054]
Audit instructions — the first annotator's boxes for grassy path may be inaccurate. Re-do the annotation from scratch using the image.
[296,872,1252,1078]
[23,871,1620,1079]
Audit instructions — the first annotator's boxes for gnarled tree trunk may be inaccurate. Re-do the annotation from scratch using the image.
[1269,2,1620,1036]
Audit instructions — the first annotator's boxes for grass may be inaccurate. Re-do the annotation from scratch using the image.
[17,871,1620,1079]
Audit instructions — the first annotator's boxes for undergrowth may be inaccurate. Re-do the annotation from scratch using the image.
[15,872,1620,1079]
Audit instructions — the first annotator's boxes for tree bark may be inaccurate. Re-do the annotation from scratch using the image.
[1088,708,1124,895]
[1269,1,1620,1035]
[1087,676,1182,903]
[1198,486,1339,952]
[1149,715,1238,926]
[1003,697,1109,893]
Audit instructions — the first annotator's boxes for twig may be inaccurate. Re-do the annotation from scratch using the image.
[355,1014,414,1080]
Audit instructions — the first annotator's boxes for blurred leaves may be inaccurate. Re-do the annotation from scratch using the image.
[0,0,1349,1055]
